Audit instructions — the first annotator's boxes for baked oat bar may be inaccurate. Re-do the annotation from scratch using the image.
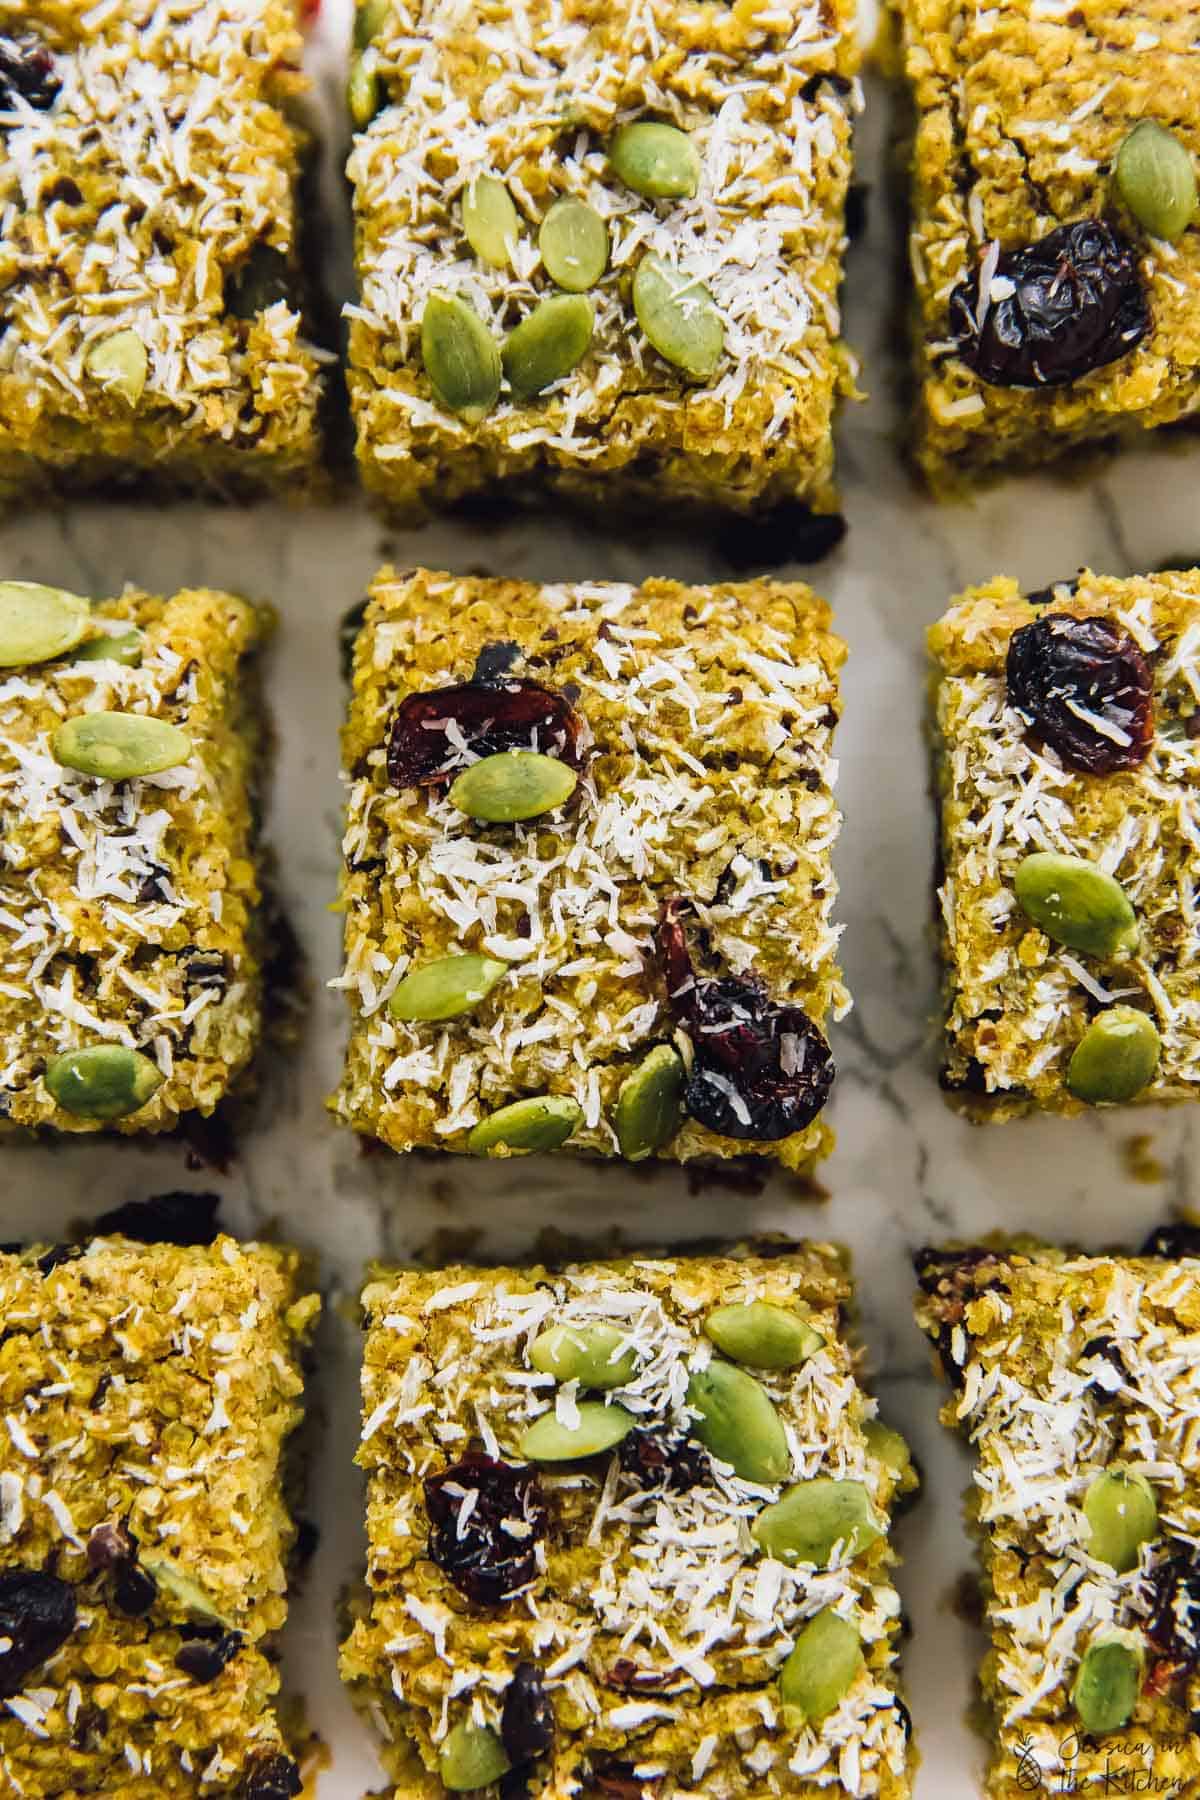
[341,1244,916,1799]
[929,567,1200,1119]
[0,1231,320,1798]
[0,581,271,1136]
[345,0,859,520]
[332,569,849,1173]
[0,2,324,502]
[889,0,1200,490]
[915,1232,1200,1800]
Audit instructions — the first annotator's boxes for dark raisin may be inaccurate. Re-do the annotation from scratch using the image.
[657,897,833,1141]
[94,1191,221,1247]
[0,1571,77,1697]
[241,1752,303,1799]
[618,1427,709,1494]
[714,505,846,574]
[424,1454,547,1606]
[86,1521,135,1573]
[175,1630,243,1683]
[603,1659,675,1693]
[112,1562,158,1617]
[1140,1223,1200,1259]
[948,219,1150,388]
[1006,612,1154,774]
[227,244,293,319]
[387,680,585,792]
[473,641,522,683]
[591,1761,661,1798]
[0,38,61,113]
[1143,1546,1200,1669]
[501,1661,555,1765]
[35,1244,84,1276]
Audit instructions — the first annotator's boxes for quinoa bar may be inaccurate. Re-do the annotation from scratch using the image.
[929,568,1200,1119]
[0,2,324,503]
[341,1244,916,1799]
[890,0,1200,490]
[915,1232,1200,1799]
[0,582,271,1136]
[332,569,850,1172]
[0,1231,320,1797]
[345,0,859,520]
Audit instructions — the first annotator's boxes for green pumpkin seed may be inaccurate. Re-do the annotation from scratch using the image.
[354,0,391,48]
[1083,1469,1158,1572]
[529,1322,638,1389]
[462,175,520,270]
[779,1609,864,1722]
[1116,121,1197,243]
[52,712,192,780]
[438,1722,511,1792]
[449,750,577,822]
[389,953,507,1023]
[520,1399,636,1461]
[1071,1631,1144,1736]
[71,626,143,667]
[85,330,148,406]
[467,1094,582,1155]
[753,1477,885,1567]
[1066,1006,1161,1105]
[348,51,382,129]
[421,294,501,423]
[608,122,700,200]
[44,1045,164,1121]
[863,1419,913,1482]
[615,1044,684,1160]
[703,1301,824,1370]
[632,252,724,382]
[539,197,609,291]
[0,581,91,667]
[140,1558,232,1627]
[502,294,593,397]
[686,1360,789,1485]
[1013,852,1138,959]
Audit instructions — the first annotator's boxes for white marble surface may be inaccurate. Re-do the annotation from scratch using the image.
[3,4,1200,1796]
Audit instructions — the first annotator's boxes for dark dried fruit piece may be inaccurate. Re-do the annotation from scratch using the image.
[0,1570,77,1697]
[387,680,585,792]
[112,1562,158,1617]
[1006,613,1154,775]
[618,1426,709,1494]
[424,1453,547,1605]
[501,1661,555,1764]
[241,1752,303,1799]
[176,1629,243,1683]
[657,898,834,1141]
[949,219,1150,388]
[603,1659,677,1693]
[94,1190,221,1246]
[0,38,61,113]
[914,1247,1009,1389]
[1079,1335,1128,1400]
[1143,1544,1200,1670]
[592,1761,662,1798]
[87,1520,135,1572]
[1140,1222,1200,1259]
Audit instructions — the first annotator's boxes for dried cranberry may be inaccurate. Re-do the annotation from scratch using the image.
[94,1191,221,1247]
[657,898,833,1141]
[949,219,1150,388]
[618,1427,709,1494]
[500,1661,554,1764]
[176,1629,243,1683]
[473,640,521,683]
[1140,1223,1200,1259]
[424,1454,547,1606]
[241,1752,303,1799]
[0,38,61,114]
[1006,613,1154,774]
[604,1659,676,1693]
[112,1562,158,1617]
[1143,1546,1200,1669]
[86,1521,135,1573]
[0,1571,77,1697]
[387,680,584,791]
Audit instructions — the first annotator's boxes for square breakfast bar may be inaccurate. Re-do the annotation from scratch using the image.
[333,570,850,1173]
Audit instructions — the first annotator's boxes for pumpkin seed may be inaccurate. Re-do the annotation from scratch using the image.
[863,1419,913,1482]
[71,626,143,667]
[539,197,609,291]
[140,1558,232,1627]
[753,1477,885,1567]
[632,252,724,381]
[614,1044,684,1160]
[354,0,391,48]
[0,581,91,667]
[438,1722,511,1792]
[1083,1469,1158,1572]
[608,122,700,200]
[52,712,192,780]
[348,51,382,129]
[389,953,506,1023]
[467,1094,582,1155]
[44,1045,164,1121]
[462,175,520,270]
[529,1323,638,1389]
[685,1360,789,1485]
[85,330,148,406]
[502,294,593,397]
[1116,121,1197,243]
[1013,852,1138,959]
[421,294,501,423]
[1071,1631,1144,1736]
[1066,1006,1161,1105]
[703,1301,824,1370]
[779,1609,864,1722]
[449,750,577,822]
[520,1399,636,1461]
